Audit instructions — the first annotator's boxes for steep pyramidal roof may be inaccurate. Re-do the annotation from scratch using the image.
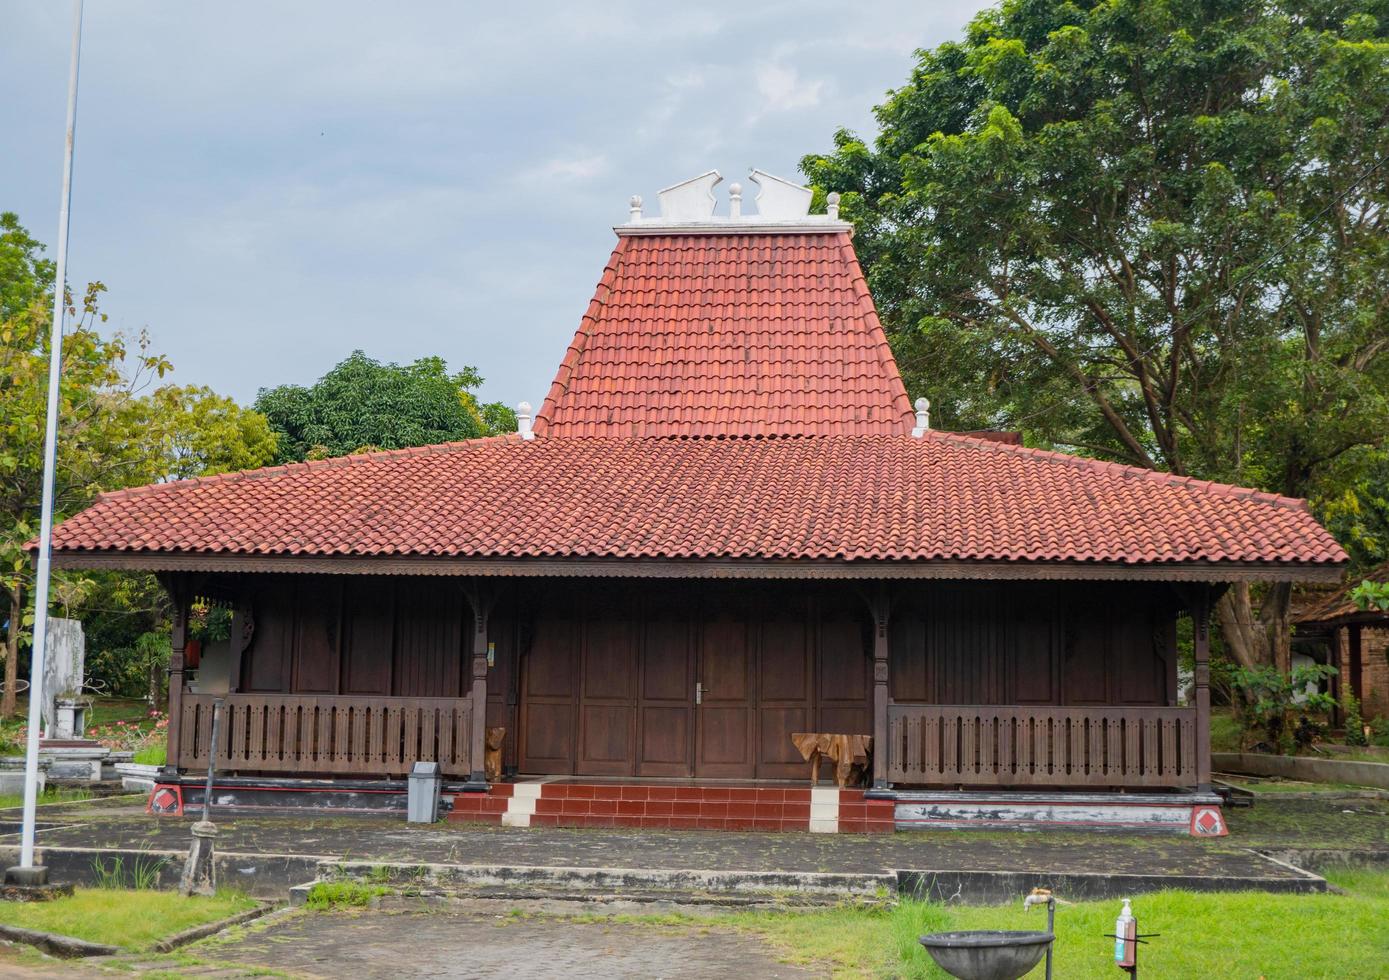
[533,230,914,437]
[41,168,1349,580]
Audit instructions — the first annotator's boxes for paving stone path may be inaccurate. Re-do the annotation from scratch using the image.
[206,906,814,979]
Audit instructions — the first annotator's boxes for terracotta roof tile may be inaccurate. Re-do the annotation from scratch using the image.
[533,232,914,437]
[48,433,1345,568]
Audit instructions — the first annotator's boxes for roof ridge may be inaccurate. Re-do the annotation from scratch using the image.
[532,235,631,436]
[925,430,1312,513]
[94,433,524,503]
[833,233,915,434]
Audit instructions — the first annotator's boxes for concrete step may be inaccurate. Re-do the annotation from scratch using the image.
[313,859,896,903]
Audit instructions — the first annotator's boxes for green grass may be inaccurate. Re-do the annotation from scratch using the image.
[86,697,160,727]
[0,888,257,950]
[304,881,390,909]
[0,785,93,810]
[1219,776,1380,794]
[695,871,1389,979]
[133,741,168,765]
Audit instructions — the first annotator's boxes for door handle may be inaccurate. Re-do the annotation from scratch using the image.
[695,682,703,705]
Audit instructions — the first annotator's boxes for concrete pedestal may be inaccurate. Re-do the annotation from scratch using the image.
[37,741,110,783]
[179,820,218,897]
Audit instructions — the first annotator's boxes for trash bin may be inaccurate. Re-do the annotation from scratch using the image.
[407,761,441,823]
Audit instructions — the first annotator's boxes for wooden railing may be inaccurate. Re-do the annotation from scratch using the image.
[887,704,1196,788]
[178,694,473,778]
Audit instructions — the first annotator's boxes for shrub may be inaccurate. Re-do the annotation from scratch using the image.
[1369,716,1389,749]
[1343,694,1369,747]
[1231,663,1337,754]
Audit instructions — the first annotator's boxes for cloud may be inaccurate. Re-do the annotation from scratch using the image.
[521,154,610,183]
[754,62,825,113]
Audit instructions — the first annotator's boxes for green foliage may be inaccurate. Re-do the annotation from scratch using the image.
[1342,691,1369,745]
[1231,662,1338,753]
[0,213,276,714]
[1350,578,1389,611]
[254,351,516,463]
[1369,715,1389,747]
[134,384,278,481]
[0,212,53,321]
[189,601,231,643]
[1316,447,1389,571]
[803,0,1389,665]
[305,880,389,909]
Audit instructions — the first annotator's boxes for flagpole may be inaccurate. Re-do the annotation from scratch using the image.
[10,0,84,881]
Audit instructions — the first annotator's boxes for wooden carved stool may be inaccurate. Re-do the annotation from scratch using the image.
[791,732,873,788]
[484,727,506,781]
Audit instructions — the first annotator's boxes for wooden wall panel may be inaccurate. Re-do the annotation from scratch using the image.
[292,579,339,693]
[241,583,293,693]
[1062,593,1111,704]
[393,580,463,698]
[1009,584,1058,704]
[887,582,1176,708]
[817,611,870,734]
[890,611,928,702]
[341,579,393,695]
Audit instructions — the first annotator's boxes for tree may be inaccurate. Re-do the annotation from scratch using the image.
[1,214,278,716]
[254,351,516,463]
[803,0,1389,672]
[137,385,279,481]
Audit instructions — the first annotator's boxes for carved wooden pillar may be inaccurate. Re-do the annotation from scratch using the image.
[1193,588,1212,792]
[870,585,891,789]
[166,581,190,773]
[464,582,494,784]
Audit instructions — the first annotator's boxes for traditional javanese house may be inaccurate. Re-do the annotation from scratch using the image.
[47,170,1346,834]
[1294,562,1389,722]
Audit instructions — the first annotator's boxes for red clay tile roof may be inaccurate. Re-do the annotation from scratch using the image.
[48,432,1345,570]
[533,232,914,437]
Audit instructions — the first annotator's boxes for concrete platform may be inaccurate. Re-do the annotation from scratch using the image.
[0,797,1344,904]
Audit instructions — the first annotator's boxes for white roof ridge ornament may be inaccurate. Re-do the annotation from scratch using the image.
[620,168,853,235]
[747,169,812,219]
[657,170,722,221]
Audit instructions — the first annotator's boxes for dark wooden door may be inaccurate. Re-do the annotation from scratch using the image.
[638,616,694,776]
[695,612,755,777]
[519,616,578,774]
[577,618,637,775]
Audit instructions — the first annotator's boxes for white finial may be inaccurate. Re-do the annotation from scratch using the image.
[517,400,535,441]
[912,397,931,437]
[827,191,841,220]
[628,195,643,222]
[729,182,743,219]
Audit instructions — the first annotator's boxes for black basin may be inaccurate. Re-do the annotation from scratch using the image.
[918,930,1054,980]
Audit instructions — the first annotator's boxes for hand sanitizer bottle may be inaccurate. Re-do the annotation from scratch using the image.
[1114,898,1134,964]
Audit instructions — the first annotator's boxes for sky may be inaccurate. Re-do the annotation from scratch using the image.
[2,1,988,409]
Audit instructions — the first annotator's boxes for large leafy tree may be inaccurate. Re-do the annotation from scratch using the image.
[1,213,277,715]
[803,0,1389,671]
[254,351,516,463]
